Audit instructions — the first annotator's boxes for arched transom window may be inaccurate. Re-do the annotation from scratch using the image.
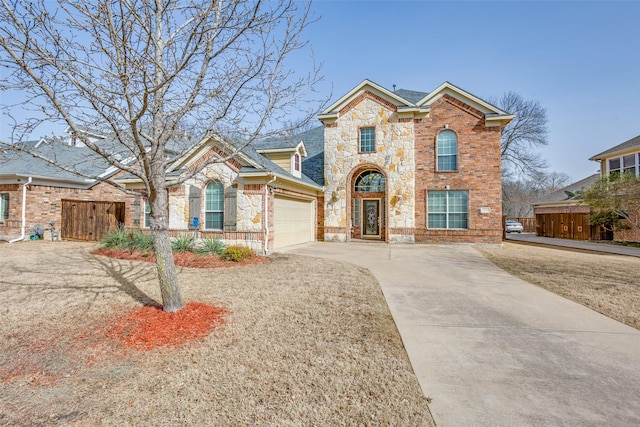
[354,170,385,192]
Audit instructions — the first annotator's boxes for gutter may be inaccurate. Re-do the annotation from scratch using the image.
[264,174,276,255]
[8,176,32,243]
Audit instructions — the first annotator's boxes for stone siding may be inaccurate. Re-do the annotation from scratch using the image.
[324,97,415,241]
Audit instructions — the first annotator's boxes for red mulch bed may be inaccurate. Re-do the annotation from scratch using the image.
[91,247,270,268]
[105,302,228,351]
[86,247,269,351]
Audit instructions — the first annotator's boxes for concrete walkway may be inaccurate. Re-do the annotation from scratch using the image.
[284,242,640,426]
[506,233,640,257]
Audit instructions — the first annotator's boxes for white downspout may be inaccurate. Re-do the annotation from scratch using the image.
[9,176,32,243]
[264,175,276,255]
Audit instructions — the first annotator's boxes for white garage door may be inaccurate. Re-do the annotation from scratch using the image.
[274,195,314,249]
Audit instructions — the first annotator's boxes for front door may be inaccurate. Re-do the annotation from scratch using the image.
[362,199,380,238]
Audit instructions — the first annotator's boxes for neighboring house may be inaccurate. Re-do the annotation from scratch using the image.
[589,134,640,242]
[0,130,137,242]
[532,174,601,240]
[532,134,640,242]
[2,79,513,250]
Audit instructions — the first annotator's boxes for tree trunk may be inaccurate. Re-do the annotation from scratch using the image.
[152,226,184,312]
[149,181,184,313]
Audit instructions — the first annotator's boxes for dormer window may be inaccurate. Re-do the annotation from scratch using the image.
[294,153,300,172]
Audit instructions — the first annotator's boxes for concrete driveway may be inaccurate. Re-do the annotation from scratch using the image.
[284,242,640,426]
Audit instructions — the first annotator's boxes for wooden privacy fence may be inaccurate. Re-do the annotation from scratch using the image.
[534,212,603,241]
[62,200,125,241]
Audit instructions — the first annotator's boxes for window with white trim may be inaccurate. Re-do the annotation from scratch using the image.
[359,127,375,153]
[144,200,151,228]
[428,190,468,229]
[608,151,640,177]
[0,193,8,222]
[205,181,224,230]
[437,130,458,171]
[294,153,300,172]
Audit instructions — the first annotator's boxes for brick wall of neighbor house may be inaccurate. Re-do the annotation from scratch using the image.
[323,94,416,242]
[614,212,640,243]
[0,182,134,240]
[414,95,503,243]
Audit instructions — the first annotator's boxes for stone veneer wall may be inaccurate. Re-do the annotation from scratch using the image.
[323,95,415,242]
[173,164,263,232]
[413,95,503,244]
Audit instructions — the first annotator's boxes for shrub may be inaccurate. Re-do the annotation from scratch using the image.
[222,244,254,262]
[131,232,154,252]
[172,235,195,253]
[198,237,226,255]
[101,225,132,249]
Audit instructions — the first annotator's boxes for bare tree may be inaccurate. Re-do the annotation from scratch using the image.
[494,91,549,177]
[0,0,323,312]
[502,170,571,217]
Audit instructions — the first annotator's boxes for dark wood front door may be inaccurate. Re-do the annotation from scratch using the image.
[362,199,380,238]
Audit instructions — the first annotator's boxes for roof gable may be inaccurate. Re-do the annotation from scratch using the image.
[318,79,513,127]
[416,82,513,127]
[318,79,421,120]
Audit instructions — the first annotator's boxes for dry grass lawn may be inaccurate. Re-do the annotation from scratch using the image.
[0,241,434,426]
[477,242,640,330]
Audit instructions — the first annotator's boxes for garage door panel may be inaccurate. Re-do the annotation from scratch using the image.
[274,196,313,249]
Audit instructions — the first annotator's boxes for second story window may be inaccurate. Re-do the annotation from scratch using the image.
[359,127,375,153]
[294,153,300,171]
[623,154,638,175]
[437,130,458,171]
[608,153,640,177]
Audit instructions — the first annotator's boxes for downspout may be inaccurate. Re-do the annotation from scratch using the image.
[264,174,276,255]
[9,176,32,243]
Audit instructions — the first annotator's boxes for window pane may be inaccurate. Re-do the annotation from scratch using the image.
[437,130,457,171]
[353,199,360,226]
[437,131,457,154]
[355,171,385,192]
[623,154,636,167]
[205,182,224,211]
[428,192,446,213]
[448,191,468,212]
[360,128,375,152]
[428,213,446,228]
[448,213,468,229]
[438,155,457,171]
[609,158,621,170]
[427,190,468,229]
[205,181,224,229]
[205,212,223,230]
[144,201,151,228]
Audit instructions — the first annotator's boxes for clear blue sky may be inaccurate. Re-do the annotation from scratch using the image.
[2,1,638,183]
[304,0,640,182]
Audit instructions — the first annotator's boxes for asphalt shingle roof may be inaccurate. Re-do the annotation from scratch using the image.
[393,89,428,104]
[533,174,600,205]
[590,134,640,160]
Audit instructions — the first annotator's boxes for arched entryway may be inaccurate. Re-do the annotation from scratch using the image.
[349,167,386,241]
